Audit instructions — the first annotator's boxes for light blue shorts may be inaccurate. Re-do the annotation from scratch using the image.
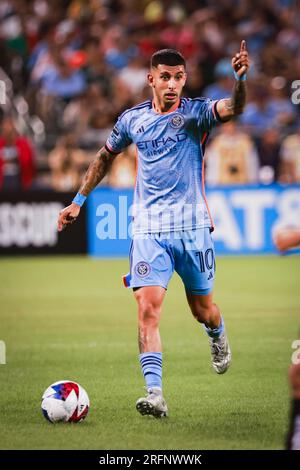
[123,228,215,296]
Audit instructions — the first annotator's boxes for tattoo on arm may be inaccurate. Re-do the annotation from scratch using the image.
[225,80,246,116]
[78,146,117,196]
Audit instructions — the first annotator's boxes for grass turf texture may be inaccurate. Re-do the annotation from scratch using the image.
[0,255,299,450]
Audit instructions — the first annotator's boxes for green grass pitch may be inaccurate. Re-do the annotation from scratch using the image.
[0,255,299,450]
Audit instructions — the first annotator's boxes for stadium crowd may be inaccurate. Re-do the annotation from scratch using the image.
[0,0,299,191]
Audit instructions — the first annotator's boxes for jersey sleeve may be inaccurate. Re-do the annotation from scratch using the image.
[105,112,132,154]
[196,98,221,133]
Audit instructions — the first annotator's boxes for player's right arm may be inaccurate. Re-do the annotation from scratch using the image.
[57,146,117,231]
[58,110,132,232]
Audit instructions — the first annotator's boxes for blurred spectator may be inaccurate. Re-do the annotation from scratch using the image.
[0,115,35,190]
[205,121,259,186]
[203,58,233,100]
[28,22,57,83]
[118,57,147,96]
[268,76,297,129]
[159,11,198,59]
[260,42,294,81]
[279,127,300,183]
[236,10,275,55]
[184,62,204,98]
[1,0,299,190]
[105,28,138,70]
[62,83,114,142]
[83,38,111,96]
[256,128,281,183]
[35,54,87,134]
[40,57,86,100]
[48,134,87,191]
[108,144,136,188]
[239,87,277,137]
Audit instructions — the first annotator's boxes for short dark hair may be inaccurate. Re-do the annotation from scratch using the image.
[151,49,186,69]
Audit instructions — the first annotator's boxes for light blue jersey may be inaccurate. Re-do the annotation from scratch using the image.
[106,98,221,235]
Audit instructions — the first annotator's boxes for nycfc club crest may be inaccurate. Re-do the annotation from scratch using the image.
[169,113,185,129]
[135,261,151,278]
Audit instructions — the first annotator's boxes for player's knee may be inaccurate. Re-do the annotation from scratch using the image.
[138,300,161,327]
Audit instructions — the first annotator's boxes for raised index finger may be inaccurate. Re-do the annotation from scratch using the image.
[240,40,246,52]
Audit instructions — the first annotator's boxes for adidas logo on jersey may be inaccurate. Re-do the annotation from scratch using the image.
[207,272,213,280]
[136,126,145,134]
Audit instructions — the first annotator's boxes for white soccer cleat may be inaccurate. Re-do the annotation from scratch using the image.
[208,330,232,374]
[136,388,168,418]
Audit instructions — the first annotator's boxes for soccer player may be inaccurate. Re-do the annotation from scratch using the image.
[58,41,250,418]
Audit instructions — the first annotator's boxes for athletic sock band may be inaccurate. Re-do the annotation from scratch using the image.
[204,316,224,338]
[139,352,162,390]
[234,71,247,81]
[72,192,86,207]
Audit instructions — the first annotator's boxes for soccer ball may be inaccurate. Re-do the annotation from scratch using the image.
[41,380,90,423]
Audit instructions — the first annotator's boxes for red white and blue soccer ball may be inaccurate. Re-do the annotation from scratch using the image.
[41,380,90,423]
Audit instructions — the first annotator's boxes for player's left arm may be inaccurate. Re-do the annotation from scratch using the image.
[216,40,250,120]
